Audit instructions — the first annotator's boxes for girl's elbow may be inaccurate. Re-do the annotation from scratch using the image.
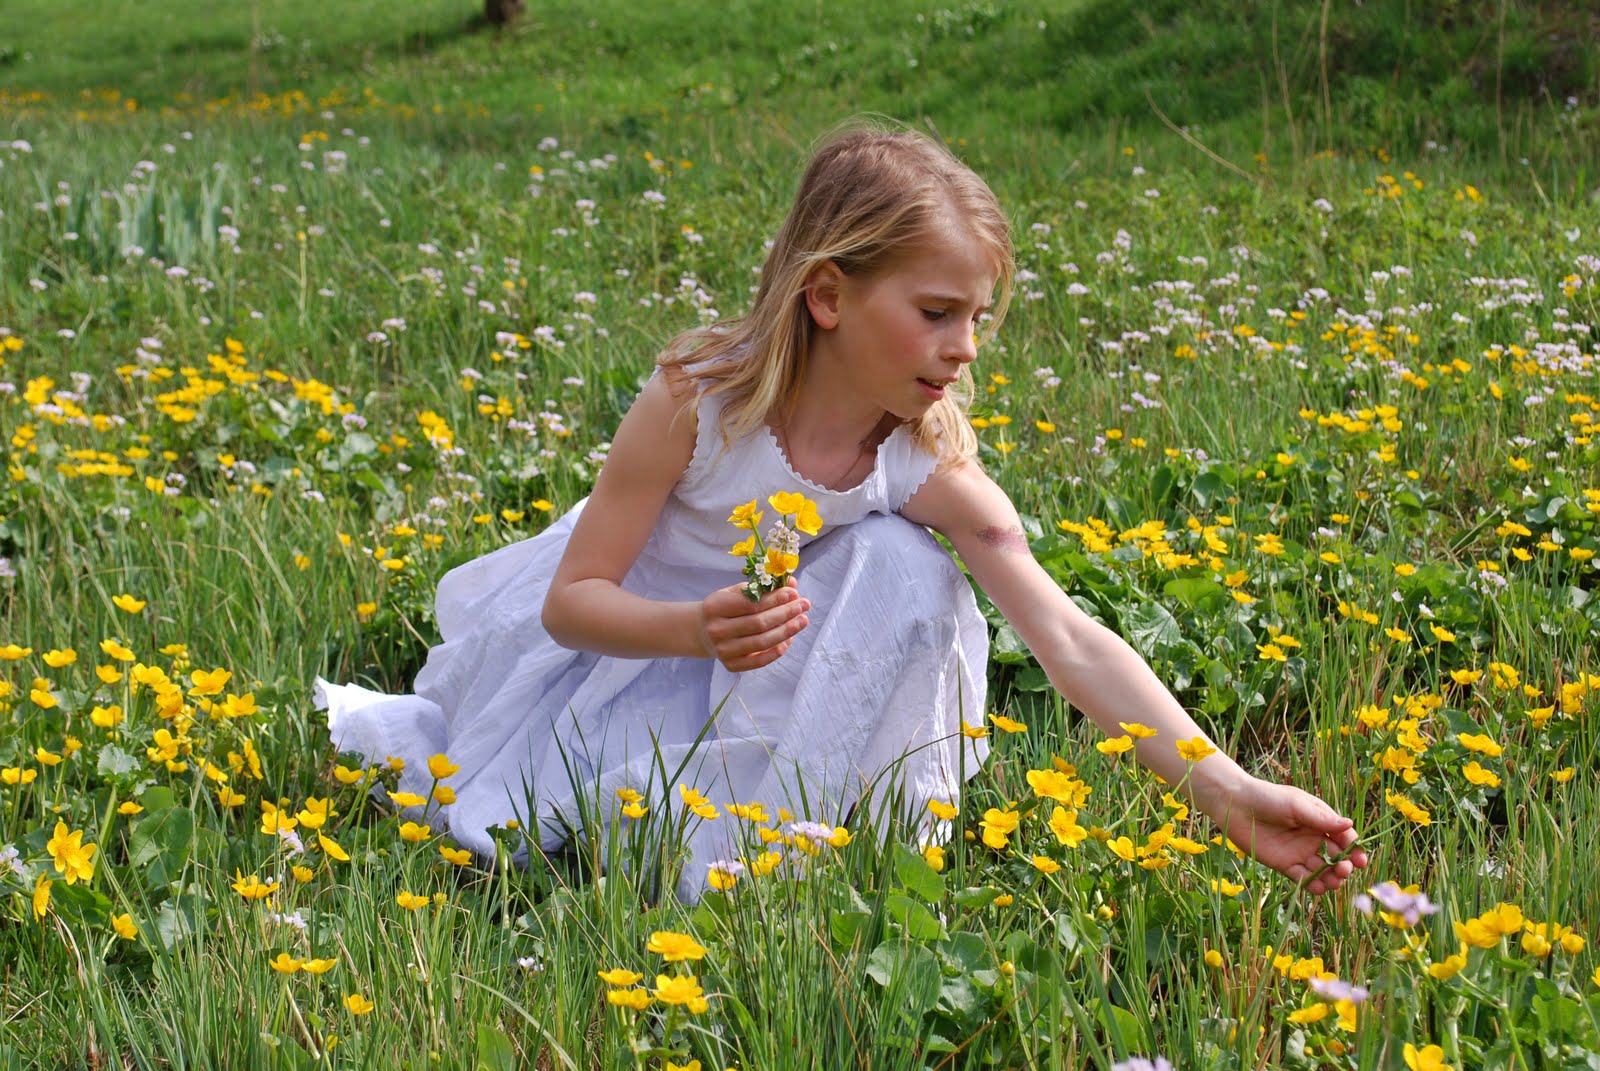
[540,585,576,648]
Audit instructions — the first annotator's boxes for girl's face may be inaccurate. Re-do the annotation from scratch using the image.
[822,223,999,422]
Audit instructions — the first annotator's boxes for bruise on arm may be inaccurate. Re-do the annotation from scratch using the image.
[975,525,1030,554]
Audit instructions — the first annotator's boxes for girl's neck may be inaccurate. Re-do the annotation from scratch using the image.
[773,368,897,491]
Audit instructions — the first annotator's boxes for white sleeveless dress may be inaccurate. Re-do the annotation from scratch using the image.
[315,388,990,901]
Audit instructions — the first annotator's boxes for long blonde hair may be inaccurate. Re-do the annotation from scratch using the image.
[657,121,1014,464]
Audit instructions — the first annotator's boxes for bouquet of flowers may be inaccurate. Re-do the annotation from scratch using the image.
[727,492,823,600]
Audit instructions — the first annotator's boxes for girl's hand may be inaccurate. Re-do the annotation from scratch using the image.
[1206,777,1370,896]
[697,576,811,672]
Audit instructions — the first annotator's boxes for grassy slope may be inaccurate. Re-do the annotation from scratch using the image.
[3,0,1597,178]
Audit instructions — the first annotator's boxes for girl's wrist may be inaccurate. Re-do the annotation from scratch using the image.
[1183,755,1253,817]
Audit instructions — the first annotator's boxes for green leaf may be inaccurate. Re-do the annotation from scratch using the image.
[1123,601,1183,660]
[885,893,946,941]
[153,893,201,953]
[96,744,138,779]
[893,843,946,902]
[1088,998,1145,1051]
[953,886,999,910]
[991,623,1031,664]
[941,931,988,972]
[130,805,196,885]
[829,910,872,948]
[475,1025,516,1071]
[1163,576,1224,610]
[1149,464,1177,507]
[864,942,941,1016]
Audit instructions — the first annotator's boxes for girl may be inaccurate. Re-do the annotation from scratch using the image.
[317,125,1369,902]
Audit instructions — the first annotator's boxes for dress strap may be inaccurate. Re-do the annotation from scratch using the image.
[880,427,942,512]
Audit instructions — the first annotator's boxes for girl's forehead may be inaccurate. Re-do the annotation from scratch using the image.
[891,231,1000,295]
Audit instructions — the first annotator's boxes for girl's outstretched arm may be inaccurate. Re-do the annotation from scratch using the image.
[542,374,811,670]
[902,461,1368,894]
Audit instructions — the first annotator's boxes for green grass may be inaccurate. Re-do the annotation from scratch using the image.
[2,0,1600,1067]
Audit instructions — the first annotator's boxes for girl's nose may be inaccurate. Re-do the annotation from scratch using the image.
[953,330,979,364]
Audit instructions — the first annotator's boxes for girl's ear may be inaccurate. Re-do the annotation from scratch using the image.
[803,261,845,330]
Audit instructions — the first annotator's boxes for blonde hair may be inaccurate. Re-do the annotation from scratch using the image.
[657,121,1014,465]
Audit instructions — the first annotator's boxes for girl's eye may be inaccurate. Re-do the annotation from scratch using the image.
[921,309,947,322]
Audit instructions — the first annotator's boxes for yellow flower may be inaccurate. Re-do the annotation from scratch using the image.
[111,914,139,940]
[988,712,1027,733]
[795,501,823,536]
[388,790,426,808]
[1456,733,1503,756]
[729,535,755,557]
[960,719,989,739]
[598,968,644,987]
[652,973,709,1013]
[399,821,431,843]
[727,501,763,530]
[343,994,375,1016]
[1427,949,1467,980]
[768,491,808,515]
[923,845,946,872]
[232,872,279,900]
[762,547,798,578]
[1257,643,1287,662]
[1461,761,1501,788]
[333,765,365,785]
[32,874,52,920]
[0,644,33,660]
[1288,1003,1331,1024]
[117,801,144,816]
[188,668,231,697]
[1118,721,1158,739]
[927,798,959,821]
[43,648,77,668]
[427,753,460,780]
[1108,836,1136,862]
[1031,855,1062,874]
[1211,878,1245,897]
[113,594,147,613]
[1176,737,1217,762]
[269,952,304,974]
[1521,932,1552,957]
[440,845,471,866]
[395,890,430,910]
[1204,949,1224,968]
[622,801,648,819]
[606,988,652,1011]
[1095,735,1134,756]
[1385,627,1412,644]
[46,821,97,885]
[979,807,1020,849]
[1048,807,1088,848]
[303,958,337,975]
[1403,1043,1451,1071]
[316,833,350,862]
[647,931,708,962]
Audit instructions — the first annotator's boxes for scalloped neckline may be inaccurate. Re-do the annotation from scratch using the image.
[763,423,897,495]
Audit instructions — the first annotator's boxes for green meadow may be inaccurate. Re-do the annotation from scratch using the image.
[1,1,1599,1067]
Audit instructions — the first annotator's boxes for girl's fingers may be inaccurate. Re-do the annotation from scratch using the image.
[721,614,808,660]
